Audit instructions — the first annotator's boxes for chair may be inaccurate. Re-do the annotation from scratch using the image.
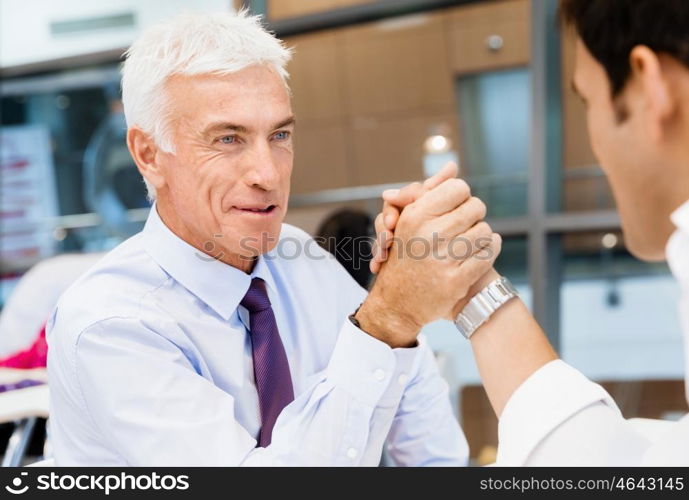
[0,253,105,357]
[0,252,105,466]
[0,383,49,466]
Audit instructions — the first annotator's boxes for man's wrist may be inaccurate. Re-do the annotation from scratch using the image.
[455,275,519,339]
[353,296,420,349]
[454,268,501,313]
[468,268,501,298]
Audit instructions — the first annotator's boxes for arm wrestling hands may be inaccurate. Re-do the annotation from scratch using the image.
[353,163,502,349]
[363,163,558,416]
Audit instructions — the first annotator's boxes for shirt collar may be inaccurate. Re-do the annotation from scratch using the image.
[141,203,279,321]
[667,199,689,286]
[670,199,689,234]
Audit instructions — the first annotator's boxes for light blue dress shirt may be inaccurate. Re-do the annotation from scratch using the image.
[47,205,468,466]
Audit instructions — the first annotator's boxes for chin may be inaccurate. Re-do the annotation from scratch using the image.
[619,204,676,263]
[239,225,282,256]
[625,233,667,262]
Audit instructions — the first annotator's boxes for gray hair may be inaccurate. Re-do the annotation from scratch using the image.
[121,9,293,200]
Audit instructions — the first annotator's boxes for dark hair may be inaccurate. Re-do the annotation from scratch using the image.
[560,0,689,96]
[316,209,373,289]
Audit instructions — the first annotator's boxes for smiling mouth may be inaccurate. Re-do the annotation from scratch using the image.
[235,205,277,214]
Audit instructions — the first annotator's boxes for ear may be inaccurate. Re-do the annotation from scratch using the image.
[126,127,167,191]
[629,45,673,142]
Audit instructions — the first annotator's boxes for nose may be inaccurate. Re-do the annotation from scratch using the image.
[243,139,281,191]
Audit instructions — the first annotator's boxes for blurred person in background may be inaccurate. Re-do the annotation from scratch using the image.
[46,10,501,466]
[372,0,689,465]
[316,209,374,289]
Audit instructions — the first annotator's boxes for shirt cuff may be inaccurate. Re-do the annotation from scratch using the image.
[380,337,421,408]
[327,319,420,408]
[497,359,620,465]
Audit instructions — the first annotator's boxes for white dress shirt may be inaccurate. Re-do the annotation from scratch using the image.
[47,205,467,466]
[497,200,689,466]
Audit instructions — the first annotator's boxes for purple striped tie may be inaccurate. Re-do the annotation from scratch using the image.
[241,278,294,447]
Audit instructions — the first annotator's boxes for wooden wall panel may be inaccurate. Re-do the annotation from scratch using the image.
[562,28,597,168]
[563,177,615,212]
[561,28,614,211]
[341,13,455,117]
[290,123,351,194]
[284,31,352,193]
[281,1,540,195]
[349,113,459,185]
[284,31,346,124]
[447,0,530,74]
[268,0,374,21]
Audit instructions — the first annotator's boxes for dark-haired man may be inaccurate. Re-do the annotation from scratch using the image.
[373,0,689,465]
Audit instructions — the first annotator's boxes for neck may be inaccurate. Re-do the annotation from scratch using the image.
[661,150,689,218]
[154,198,257,274]
[650,155,689,257]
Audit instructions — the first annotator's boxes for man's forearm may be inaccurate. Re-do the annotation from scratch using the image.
[467,270,558,416]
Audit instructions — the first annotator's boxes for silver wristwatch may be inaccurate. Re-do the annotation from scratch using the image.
[454,276,519,339]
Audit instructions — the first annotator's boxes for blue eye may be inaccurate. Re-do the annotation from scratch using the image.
[220,136,236,144]
[273,131,290,140]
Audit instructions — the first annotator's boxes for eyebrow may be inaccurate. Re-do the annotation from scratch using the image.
[202,116,296,137]
[273,116,296,130]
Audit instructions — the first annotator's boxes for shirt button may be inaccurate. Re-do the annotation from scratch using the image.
[373,369,386,381]
[346,448,358,459]
[398,373,408,386]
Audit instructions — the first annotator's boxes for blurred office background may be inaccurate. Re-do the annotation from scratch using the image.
[0,0,686,464]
